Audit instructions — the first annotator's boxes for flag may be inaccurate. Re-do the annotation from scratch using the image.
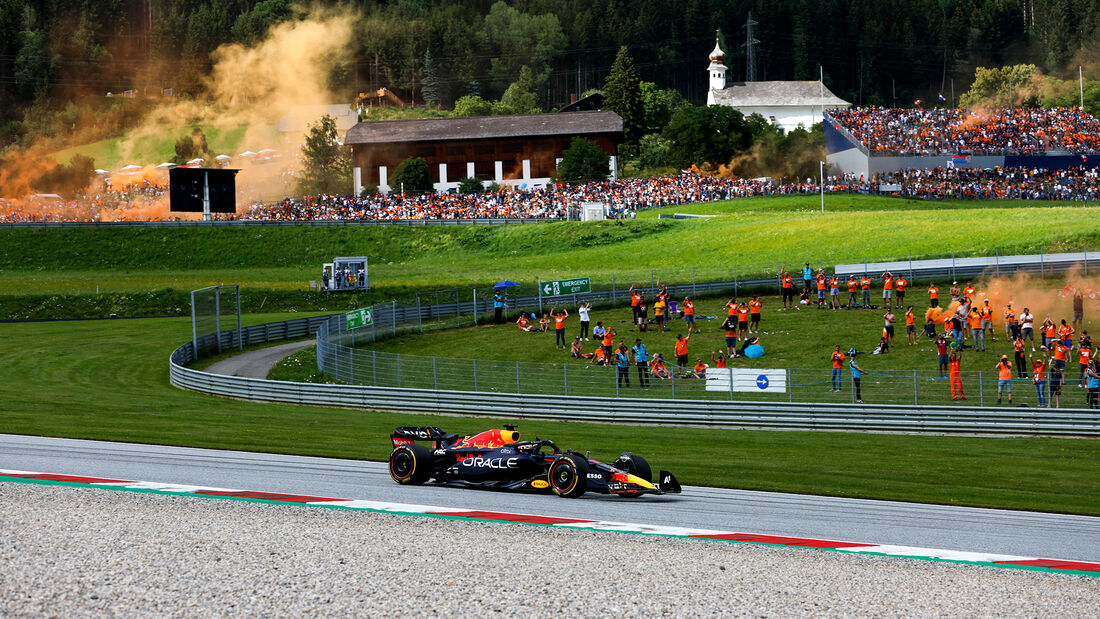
[914,99,923,107]
[937,93,946,102]
[1083,154,1089,163]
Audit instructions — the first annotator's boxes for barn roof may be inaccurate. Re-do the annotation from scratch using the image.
[345,111,623,145]
[712,81,851,108]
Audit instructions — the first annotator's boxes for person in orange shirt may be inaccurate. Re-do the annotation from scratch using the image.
[928,282,940,308]
[726,297,739,318]
[981,300,996,343]
[1077,345,1092,387]
[737,303,751,338]
[830,345,846,391]
[682,296,697,334]
[859,275,872,308]
[816,272,827,308]
[964,282,976,300]
[1003,303,1018,341]
[905,306,917,345]
[994,355,1013,405]
[712,350,727,368]
[516,314,534,332]
[1030,352,1047,406]
[895,276,908,307]
[650,353,670,379]
[1059,319,1074,347]
[691,359,708,379]
[968,307,984,351]
[551,308,569,349]
[948,350,965,400]
[600,327,616,358]
[780,271,795,309]
[674,333,691,368]
[846,276,858,309]
[881,270,894,310]
[629,285,642,324]
[749,296,762,333]
[1042,318,1057,348]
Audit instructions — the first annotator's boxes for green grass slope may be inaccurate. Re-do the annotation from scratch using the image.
[0,315,1097,515]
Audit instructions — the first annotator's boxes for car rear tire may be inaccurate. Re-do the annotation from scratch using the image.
[615,452,652,482]
[548,454,588,498]
[389,444,432,485]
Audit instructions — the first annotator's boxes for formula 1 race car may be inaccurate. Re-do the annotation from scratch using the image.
[388,425,681,499]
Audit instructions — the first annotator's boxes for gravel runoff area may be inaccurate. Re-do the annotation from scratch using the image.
[2,483,1097,617]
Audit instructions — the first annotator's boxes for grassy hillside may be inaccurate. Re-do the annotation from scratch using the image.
[47,124,277,170]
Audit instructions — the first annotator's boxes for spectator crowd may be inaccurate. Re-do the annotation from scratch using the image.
[829,107,1100,155]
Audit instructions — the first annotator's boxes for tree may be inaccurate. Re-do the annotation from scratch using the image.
[554,137,609,183]
[173,127,214,166]
[390,157,432,194]
[232,0,293,46]
[960,64,1040,108]
[458,176,484,194]
[603,46,644,144]
[13,29,54,100]
[452,95,494,117]
[297,114,351,195]
[500,66,539,114]
[422,48,441,108]
[662,105,756,168]
[640,82,671,134]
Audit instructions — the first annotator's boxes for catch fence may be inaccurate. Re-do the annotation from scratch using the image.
[317,315,1095,411]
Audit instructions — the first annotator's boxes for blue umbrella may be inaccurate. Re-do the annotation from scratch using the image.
[744,344,765,358]
[493,280,520,290]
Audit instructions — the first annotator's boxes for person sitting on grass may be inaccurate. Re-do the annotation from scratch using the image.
[872,336,889,355]
[570,337,590,359]
[516,314,535,332]
[689,358,708,379]
[650,353,671,379]
[590,345,608,366]
[539,313,551,332]
[924,317,937,339]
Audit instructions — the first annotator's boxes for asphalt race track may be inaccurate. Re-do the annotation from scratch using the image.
[2,433,1098,564]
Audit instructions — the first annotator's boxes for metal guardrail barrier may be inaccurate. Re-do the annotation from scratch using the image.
[168,315,1100,436]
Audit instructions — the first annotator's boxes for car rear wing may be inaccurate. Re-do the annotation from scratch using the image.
[391,426,456,449]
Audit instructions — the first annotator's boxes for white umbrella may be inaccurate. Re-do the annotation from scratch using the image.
[94,169,110,175]
[215,154,231,160]
[237,151,256,157]
[186,158,204,164]
[257,148,277,154]
[119,164,142,171]
[156,162,175,168]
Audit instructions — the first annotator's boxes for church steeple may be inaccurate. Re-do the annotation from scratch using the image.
[707,31,727,93]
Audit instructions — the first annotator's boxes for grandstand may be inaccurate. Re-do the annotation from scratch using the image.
[826,107,1100,178]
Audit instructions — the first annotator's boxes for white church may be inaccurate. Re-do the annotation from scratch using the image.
[706,38,851,134]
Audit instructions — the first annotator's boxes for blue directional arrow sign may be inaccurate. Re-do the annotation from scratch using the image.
[755,374,770,389]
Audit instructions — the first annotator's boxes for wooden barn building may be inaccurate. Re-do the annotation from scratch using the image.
[344,111,623,194]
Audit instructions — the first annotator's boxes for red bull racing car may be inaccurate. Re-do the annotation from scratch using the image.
[388,425,681,499]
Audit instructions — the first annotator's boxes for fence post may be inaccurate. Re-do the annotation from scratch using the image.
[516,360,521,394]
[473,288,478,325]
[433,356,438,390]
[612,274,616,304]
[995,250,999,277]
[788,369,793,402]
[951,252,956,282]
[537,279,543,314]
[473,359,478,392]
[1040,248,1044,277]
[651,269,655,290]
[692,267,697,297]
[913,370,918,405]
[392,301,397,337]
[349,346,355,384]
[563,364,568,396]
[979,370,984,407]
[616,364,620,398]
[372,350,376,386]
[397,355,401,388]
[416,294,422,332]
[729,367,734,401]
[1085,244,1088,276]
[670,368,674,399]
[734,266,738,297]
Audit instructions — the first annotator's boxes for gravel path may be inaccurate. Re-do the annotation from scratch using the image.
[2,483,1096,617]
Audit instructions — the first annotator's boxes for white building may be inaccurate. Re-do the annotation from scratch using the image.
[706,39,851,134]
